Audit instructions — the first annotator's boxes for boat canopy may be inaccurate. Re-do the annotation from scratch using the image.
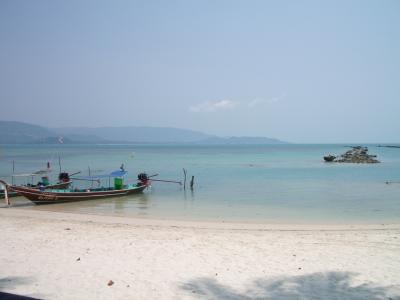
[72,170,127,181]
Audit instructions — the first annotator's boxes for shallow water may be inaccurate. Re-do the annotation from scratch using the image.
[1,144,400,223]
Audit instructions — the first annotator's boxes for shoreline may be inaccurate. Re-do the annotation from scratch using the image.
[3,195,400,228]
[2,207,400,231]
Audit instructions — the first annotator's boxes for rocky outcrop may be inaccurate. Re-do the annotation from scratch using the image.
[325,146,380,163]
[377,145,400,149]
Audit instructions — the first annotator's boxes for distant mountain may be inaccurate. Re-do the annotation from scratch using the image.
[0,121,287,144]
[54,126,215,144]
[54,127,287,144]
[58,134,109,144]
[0,121,57,144]
[201,136,287,145]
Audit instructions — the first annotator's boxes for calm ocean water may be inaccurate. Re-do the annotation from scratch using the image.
[1,144,400,223]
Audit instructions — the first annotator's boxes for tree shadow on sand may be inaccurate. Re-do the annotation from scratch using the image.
[0,277,33,290]
[181,271,400,300]
[0,277,41,300]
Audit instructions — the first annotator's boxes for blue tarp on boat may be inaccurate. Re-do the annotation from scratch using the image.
[109,170,127,177]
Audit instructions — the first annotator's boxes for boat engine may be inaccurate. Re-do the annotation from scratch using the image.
[59,172,70,182]
[137,173,150,186]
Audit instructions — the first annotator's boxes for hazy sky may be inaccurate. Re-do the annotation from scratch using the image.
[0,0,399,143]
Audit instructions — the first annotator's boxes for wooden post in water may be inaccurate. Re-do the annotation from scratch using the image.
[190,176,194,190]
[4,186,10,206]
[12,160,15,185]
[183,168,187,190]
[88,166,93,188]
[1,183,10,206]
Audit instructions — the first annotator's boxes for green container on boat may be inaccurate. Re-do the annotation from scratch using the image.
[114,177,124,190]
[41,177,49,186]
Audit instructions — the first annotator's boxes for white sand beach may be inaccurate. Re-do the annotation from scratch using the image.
[0,208,399,300]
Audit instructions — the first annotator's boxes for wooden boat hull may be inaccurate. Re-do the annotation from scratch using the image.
[0,181,72,198]
[8,184,147,205]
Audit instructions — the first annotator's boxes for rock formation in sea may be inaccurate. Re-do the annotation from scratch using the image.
[324,146,380,163]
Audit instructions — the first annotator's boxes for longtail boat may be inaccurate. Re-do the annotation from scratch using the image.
[0,171,72,199]
[5,183,148,204]
[0,170,150,205]
[12,170,72,189]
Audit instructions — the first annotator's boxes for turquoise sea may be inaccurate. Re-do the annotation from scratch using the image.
[1,144,400,224]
